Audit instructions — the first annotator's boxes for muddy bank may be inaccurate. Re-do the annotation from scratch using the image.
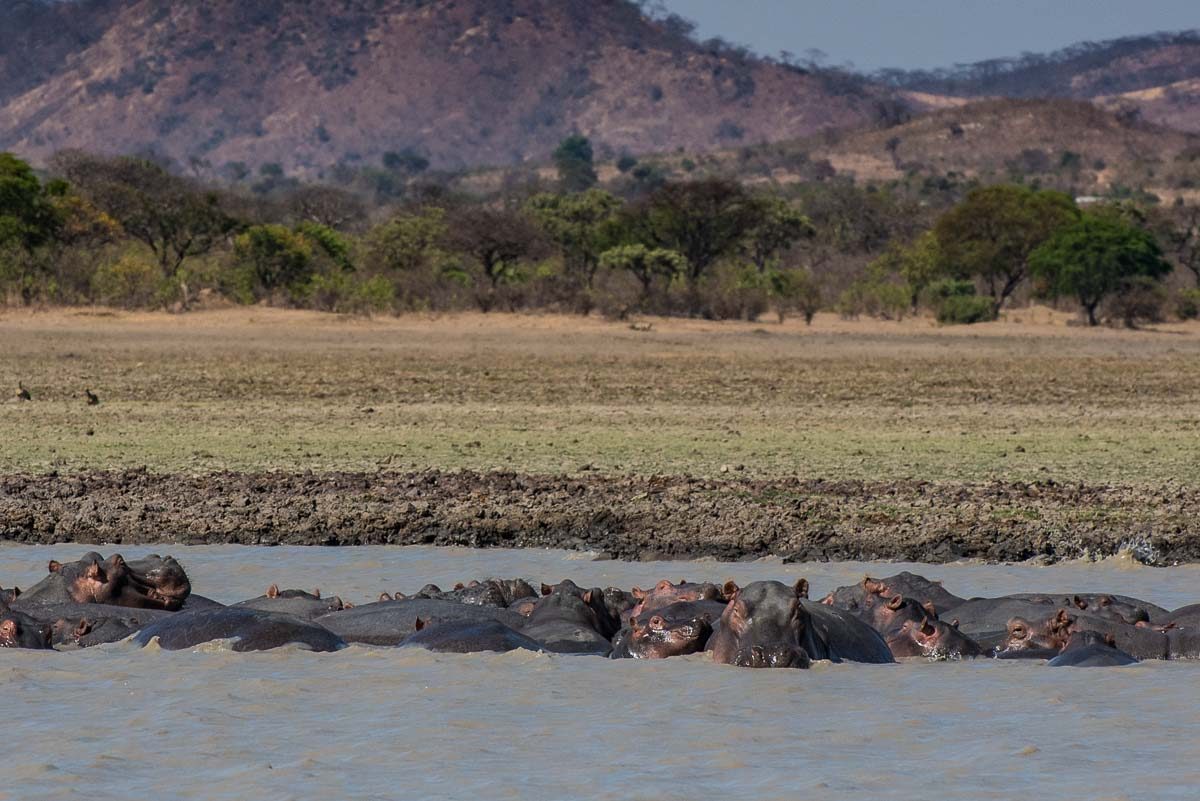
[0,470,1196,565]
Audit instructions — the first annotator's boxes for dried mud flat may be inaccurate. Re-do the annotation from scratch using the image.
[1,470,1196,565]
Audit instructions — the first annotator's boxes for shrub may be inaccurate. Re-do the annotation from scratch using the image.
[1107,275,1167,328]
[302,272,395,314]
[1176,288,1200,320]
[936,295,996,325]
[926,278,976,302]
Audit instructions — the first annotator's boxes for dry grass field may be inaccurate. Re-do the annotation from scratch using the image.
[2,306,1199,485]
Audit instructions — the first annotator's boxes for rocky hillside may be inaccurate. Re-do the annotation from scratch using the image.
[0,0,900,173]
[892,32,1200,132]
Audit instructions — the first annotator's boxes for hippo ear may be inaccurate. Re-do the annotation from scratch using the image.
[342,602,355,609]
[75,619,92,638]
[48,560,62,574]
[862,577,884,595]
[1073,595,1088,610]
[794,579,809,600]
[950,618,959,628]
[379,592,393,602]
[1099,596,1113,607]
[540,583,553,596]
[631,586,646,600]
[887,595,904,610]
[0,619,15,640]
[820,592,834,606]
[266,584,279,599]
[722,580,739,599]
[414,617,425,631]
[394,592,406,601]
[922,601,937,618]
[1104,633,1116,647]
[453,583,465,591]
[313,589,321,599]
[582,590,593,604]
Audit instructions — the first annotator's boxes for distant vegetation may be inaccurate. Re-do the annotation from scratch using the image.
[2,132,1199,327]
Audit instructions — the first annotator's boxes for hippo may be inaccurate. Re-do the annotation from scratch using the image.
[1005,593,1164,625]
[824,573,963,619]
[709,580,812,669]
[602,587,638,623]
[315,599,526,646]
[20,552,190,611]
[0,586,20,605]
[51,615,144,649]
[134,608,345,652]
[0,604,51,649]
[885,616,983,659]
[1166,604,1200,628]
[537,580,621,639]
[1048,631,1138,667]
[801,600,896,664]
[234,585,344,621]
[628,579,730,620]
[1000,610,1168,660]
[400,619,543,654]
[620,601,717,659]
[523,589,613,656]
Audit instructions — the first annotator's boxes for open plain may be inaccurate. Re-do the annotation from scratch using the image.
[2,307,1199,563]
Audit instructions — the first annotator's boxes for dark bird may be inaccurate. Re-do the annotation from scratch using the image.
[16,382,30,402]
[85,389,100,406]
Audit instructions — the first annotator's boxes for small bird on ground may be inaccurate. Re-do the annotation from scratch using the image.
[16,383,31,402]
[85,389,100,406]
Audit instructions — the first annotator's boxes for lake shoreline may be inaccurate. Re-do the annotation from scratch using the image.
[2,469,1195,565]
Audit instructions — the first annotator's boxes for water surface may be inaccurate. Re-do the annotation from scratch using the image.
[3,545,1198,801]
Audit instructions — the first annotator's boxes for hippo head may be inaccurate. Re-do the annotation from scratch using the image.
[862,594,936,635]
[627,604,713,659]
[0,609,50,650]
[122,555,192,610]
[49,552,129,605]
[888,616,982,659]
[1003,610,1075,653]
[710,579,812,669]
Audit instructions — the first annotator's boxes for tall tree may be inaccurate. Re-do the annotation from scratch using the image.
[1029,213,1173,325]
[51,152,238,297]
[934,185,1079,314]
[526,189,621,290]
[0,152,59,251]
[629,179,759,307]
[741,194,815,273]
[553,134,598,193]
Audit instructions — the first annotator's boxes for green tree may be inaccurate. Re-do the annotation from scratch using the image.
[933,185,1080,314]
[51,152,238,302]
[0,153,59,251]
[526,189,622,290]
[235,224,313,293]
[1029,213,1173,325]
[364,207,450,273]
[599,244,686,297]
[628,179,759,306]
[443,207,543,308]
[741,194,815,273]
[553,134,598,193]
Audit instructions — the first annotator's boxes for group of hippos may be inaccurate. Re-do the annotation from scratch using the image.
[2,551,1199,668]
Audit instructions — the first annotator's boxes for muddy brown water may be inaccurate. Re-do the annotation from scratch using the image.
[4,544,1200,800]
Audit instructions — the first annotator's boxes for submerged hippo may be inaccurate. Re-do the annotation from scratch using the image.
[523,589,613,656]
[400,619,543,654]
[20,553,191,611]
[0,604,51,649]
[234,586,344,620]
[824,573,963,619]
[611,599,725,659]
[1000,609,1168,660]
[134,608,345,652]
[316,599,526,646]
[1048,631,1138,667]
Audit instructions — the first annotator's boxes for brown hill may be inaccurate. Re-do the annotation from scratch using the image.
[892,32,1200,132]
[0,0,899,173]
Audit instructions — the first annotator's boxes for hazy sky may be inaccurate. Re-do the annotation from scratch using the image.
[656,1,1199,72]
